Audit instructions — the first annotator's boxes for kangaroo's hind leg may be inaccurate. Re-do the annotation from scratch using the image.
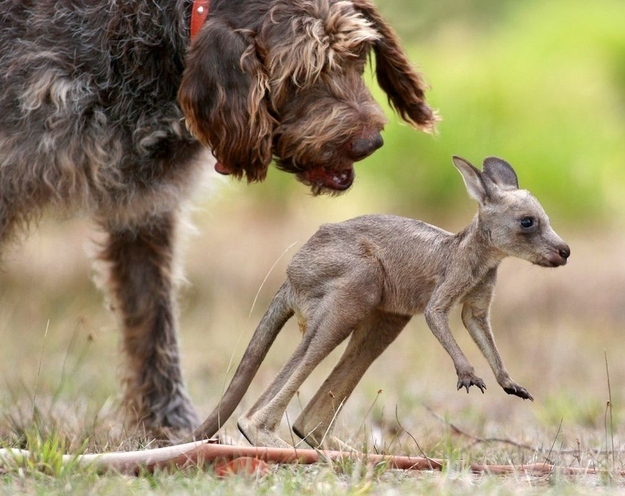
[238,284,382,448]
[293,311,410,449]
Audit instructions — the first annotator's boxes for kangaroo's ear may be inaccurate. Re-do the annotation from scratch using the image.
[482,157,519,190]
[452,156,490,204]
[178,19,274,182]
[351,0,437,132]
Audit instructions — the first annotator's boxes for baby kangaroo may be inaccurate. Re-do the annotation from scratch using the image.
[193,156,570,449]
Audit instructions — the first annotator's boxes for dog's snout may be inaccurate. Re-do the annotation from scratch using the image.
[349,133,384,161]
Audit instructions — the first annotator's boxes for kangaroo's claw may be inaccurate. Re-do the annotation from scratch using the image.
[456,374,487,394]
[503,384,534,401]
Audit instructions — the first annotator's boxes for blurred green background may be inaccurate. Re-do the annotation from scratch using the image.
[247,0,625,225]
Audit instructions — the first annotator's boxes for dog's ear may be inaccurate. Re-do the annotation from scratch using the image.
[178,19,274,182]
[351,0,437,132]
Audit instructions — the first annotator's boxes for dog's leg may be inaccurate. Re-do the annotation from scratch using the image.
[461,272,533,401]
[292,311,410,449]
[98,211,198,438]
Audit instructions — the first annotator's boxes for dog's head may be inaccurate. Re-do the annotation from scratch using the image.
[179,0,436,194]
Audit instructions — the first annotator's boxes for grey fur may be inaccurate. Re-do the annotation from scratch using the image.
[193,156,570,448]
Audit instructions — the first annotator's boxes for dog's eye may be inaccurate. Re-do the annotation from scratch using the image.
[520,217,535,229]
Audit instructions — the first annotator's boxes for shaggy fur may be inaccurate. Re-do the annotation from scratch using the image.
[0,0,435,438]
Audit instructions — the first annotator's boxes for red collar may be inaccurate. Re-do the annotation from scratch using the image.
[190,0,210,42]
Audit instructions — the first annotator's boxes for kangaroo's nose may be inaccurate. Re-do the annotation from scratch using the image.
[559,244,571,260]
[349,132,384,161]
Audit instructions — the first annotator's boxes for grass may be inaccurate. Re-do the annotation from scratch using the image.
[0,194,624,494]
[1,435,623,495]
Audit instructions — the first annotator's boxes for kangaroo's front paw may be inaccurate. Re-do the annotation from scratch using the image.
[456,373,487,394]
[503,383,534,401]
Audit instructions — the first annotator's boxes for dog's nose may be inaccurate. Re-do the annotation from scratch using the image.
[349,132,384,161]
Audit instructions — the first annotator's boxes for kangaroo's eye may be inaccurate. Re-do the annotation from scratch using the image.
[520,217,534,229]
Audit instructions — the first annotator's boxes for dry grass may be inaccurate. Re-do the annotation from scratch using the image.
[1,184,624,493]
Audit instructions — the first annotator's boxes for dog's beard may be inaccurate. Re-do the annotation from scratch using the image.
[275,158,356,195]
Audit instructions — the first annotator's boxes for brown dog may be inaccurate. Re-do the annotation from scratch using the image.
[0,0,435,437]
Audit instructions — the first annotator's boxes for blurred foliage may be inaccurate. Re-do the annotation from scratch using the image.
[244,0,625,225]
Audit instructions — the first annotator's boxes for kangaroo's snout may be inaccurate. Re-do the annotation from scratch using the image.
[546,240,570,267]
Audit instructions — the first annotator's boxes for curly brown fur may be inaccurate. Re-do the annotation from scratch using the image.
[179,0,437,191]
[0,0,434,438]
